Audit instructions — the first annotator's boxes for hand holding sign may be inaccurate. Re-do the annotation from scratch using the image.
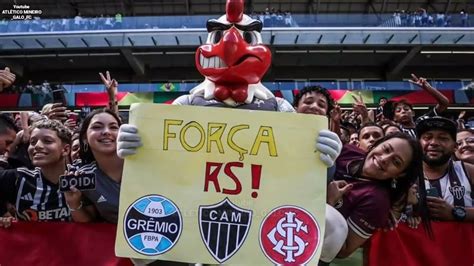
[59,172,96,192]
[117,124,142,158]
[316,130,342,167]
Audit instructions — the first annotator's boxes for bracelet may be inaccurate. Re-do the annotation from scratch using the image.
[67,201,83,212]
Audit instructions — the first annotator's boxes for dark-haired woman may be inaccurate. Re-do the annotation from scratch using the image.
[329,132,430,258]
[64,108,123,223]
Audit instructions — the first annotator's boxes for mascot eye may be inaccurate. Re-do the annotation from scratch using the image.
[212,30,223,44]
[243,31,257,45]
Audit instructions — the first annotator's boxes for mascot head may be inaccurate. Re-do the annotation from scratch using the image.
[195,0,272,104]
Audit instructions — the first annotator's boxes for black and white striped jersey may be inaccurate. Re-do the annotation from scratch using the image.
[0,167,71,222]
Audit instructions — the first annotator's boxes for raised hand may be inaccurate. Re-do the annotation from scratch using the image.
[43,103,68,121]
[20,128,30,144]
[99,71,118,97]
[351,93,367,116]
[352,93,370,123]
[409,73,430,89]
[0,67,16,92]
[329,103,342,122]
[64,118,77,131]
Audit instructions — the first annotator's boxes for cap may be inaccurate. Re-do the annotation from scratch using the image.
[415,116,457,140]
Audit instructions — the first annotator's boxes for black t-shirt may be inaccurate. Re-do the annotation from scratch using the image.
[0,167,71,221]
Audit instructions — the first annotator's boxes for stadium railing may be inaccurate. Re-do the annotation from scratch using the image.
[0,14,472,33]
[56,80,471,93]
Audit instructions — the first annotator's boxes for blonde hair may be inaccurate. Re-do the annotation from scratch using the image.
[40,103,54,115]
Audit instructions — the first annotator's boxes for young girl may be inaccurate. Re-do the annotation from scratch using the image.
[65,109,123,223]
[329,132,431,258]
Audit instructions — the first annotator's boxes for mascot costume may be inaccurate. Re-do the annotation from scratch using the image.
[117,0,346,264]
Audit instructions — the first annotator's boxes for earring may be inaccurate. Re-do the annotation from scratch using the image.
[391,179,397,189]
[84,143,89,152]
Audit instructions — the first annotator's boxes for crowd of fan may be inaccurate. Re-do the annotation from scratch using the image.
[0,8,469,33]
[0,13,124,32]
[392,8,469,27]
[0,79,69,108]
[0,67,472,263]
[250,8,294,27]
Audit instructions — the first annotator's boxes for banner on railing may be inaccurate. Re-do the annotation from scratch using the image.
[367,222,474,266]
[0,222,132,266]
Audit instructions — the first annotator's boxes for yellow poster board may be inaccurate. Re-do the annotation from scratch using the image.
[116,103,328,265]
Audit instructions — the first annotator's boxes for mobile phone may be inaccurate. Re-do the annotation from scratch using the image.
[426,187,440,198]
[68,112,79,122]
[52,88,67,105]
[59,173,96,192]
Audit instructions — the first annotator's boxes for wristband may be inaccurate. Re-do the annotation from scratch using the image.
[67,201,83,212]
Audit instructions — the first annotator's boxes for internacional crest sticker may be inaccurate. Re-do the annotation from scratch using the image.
[259,205,320,265]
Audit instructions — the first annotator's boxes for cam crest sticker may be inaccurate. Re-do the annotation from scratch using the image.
[259,206,320,265]
[124,195,182,256]
[199,198,252,263]
[449,185,465,200]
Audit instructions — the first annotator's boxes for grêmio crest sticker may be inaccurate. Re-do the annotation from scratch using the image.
[199,198,252,263]
[123,195,182,256]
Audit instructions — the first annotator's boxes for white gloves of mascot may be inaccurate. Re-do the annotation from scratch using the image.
[117,124,142,158]
[117,124,342,167]
[316,130,342,167]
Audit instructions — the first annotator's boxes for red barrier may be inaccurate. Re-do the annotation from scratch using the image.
[390,90,454,104]
[0,222,132,266]
[0,94,20,107]
[75,92,127,106]
[1,217,472,265]
[367,222,474,266]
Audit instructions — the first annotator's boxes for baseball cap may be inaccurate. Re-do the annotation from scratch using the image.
[415,116,457,140]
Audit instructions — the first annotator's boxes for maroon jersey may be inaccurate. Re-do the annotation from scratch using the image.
[334,145,391,238]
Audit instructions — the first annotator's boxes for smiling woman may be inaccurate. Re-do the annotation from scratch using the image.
[64,108,124,224]
[329,132,431,259]
[455,129,474,164]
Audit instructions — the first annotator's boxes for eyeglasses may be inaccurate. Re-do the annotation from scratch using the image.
[456,137,474,147]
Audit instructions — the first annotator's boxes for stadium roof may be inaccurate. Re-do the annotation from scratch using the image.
[1,27,473,83]
[2,0,472,17]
